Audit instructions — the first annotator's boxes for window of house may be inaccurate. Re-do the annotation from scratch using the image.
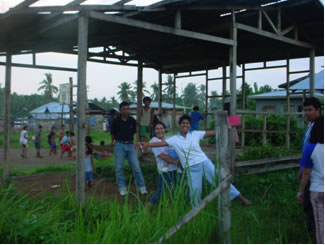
[263,106,275,113]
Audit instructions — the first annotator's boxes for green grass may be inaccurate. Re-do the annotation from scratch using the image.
[0,166,313,243]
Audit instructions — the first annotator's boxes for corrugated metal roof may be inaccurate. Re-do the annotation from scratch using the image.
[248,90,324,100]
[289,70,324,91]
[30,102,70,120]
[129,101,189,109]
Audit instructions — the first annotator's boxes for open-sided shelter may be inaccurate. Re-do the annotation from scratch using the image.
[1,0,323,210]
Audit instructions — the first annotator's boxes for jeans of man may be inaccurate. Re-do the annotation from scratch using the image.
[150,170,178,205]
[114,142,146,190]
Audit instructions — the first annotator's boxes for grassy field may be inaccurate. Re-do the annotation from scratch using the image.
[0,130,311,243]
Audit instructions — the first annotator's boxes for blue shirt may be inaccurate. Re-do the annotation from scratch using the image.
[190,111,205,130]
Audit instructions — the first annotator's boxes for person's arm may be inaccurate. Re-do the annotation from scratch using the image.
[91,155,96,174]
[297,168,312,203]
[138,141,169,150]
[200,112,205,120]
[158,153,179,164]
[204,130,216,138]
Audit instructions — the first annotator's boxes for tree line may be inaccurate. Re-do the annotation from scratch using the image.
[0,73,275,121]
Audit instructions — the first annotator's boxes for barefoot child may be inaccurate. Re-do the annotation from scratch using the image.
[85,144,96,189]
[48,126,57,156]
[19,125,29,158]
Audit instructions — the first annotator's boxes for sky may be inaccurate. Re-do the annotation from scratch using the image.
[0,0,324,101]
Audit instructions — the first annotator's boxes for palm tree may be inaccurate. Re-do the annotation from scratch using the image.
[117,82,132,102]
[131,80,150,101]
[150,82,159,101]
[37,73,58,100]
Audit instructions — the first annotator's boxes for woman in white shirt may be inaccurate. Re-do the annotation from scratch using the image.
[19,125,29,158]
[141,115,252,207]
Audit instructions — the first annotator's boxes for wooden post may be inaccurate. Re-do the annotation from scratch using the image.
[309,48,315,97]
[76,13,88,207]
[263,115,267,145]
[286,59,290,149]
[222,65,227,107]
[215,111,232,244]
[241,64,246,148]
[136,60,143,142]
[158,70,162,118]
[229,10,237,177]
[60,102,64,126]
[2,53,11,182]
[205,70,208,130]
[172,73,176,129]
[69,77,74,133]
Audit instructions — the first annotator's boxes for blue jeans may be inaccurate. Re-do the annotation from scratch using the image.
[150,170,178,204]
[114,142,146,189]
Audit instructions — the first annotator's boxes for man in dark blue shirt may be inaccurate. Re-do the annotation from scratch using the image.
[190,106,205,131]
[111,102,147,196]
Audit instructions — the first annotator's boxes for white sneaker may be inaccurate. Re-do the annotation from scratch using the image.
[119,187,127,196]
[162,167,169,173]
[139,187,147,195]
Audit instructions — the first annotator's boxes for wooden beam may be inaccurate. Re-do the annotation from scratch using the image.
[0,0,39,20]
[10,5,139,14]
[69,77,74,133]
[88,11,236,46]
[175,10,181,29]
[262,9,278,34]
[0,62,77,72]
[173,74,177,129]
[281,25,296,36]
[309,48,315,97]
[230,11,237,116]
[216,111,232,244]
[236,23,313,48]
[136,60,143,143]
[222,65,227,106]
[286,59,290,150]
[2,54,11,182]
[76,13,88,207]
[158,70,162,117]
[114,0,133,6]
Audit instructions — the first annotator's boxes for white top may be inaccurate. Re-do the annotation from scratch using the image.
[60,136,71,145]
[140,107,152,126]
[310,144,324,192]
[19,130,28,145]
[166,131,208,168]
[84,156,92,172]
[150,137,177,172]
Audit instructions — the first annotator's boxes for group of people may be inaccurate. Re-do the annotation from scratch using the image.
[19,124,76,159]
[107,99,252,208]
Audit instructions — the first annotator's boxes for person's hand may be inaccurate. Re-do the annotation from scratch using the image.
[296,192,304,203]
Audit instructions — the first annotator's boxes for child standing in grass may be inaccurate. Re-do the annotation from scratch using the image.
[34,125,44,158]
[19,125,29,158]
[85,144,95,189]
[48,126,57,156]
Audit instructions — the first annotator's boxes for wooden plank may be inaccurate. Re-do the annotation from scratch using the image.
[262,115,267,145]
[236,163,300,176]
[173,74,177,129]
[0,0,39,20]
[158,70,162,117]
[236,155,301,168]
[0,62,77,72]
[230,10,237,116]
[281,25,296,36]
[222,65,227,106]
[236,110,304,116]
[262,9,278,34]
[136,60,143,143]
[309,48,315,97]
[158,175,232,243]
[236,23,313,48]
[215,111,232,244]
[175,10,181,29]
[205,70,208,130]
[76,14,88,207]
[69,77,74,133]
[2,54,11,181]
[88,11,236,46]
[286,59,290,149]
[241,64,245,147]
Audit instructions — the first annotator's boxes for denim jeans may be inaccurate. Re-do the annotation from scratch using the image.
[150,170,178,205]
[186,159,240,206]
[114,142,146,189]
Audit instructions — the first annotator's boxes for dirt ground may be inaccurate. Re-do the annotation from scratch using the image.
[2,149,154,203]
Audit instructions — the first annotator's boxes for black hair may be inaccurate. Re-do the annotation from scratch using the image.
[303,97,321,110]
[193,106,199,111]
[86,144,93,155]
[70,132,75,136]
[100,140,105,146]
[143,96,152,103]
[309,116,324,144]
[223,102,230,114]
[119,101,129,109]
[23,125,28,130]
[61,124,65,128]
[39,125,43,129]
[66,131,70,135]
[85,136,93,144]
[179,114,192,125]
[51,126,55,130]
[109,109,117,116]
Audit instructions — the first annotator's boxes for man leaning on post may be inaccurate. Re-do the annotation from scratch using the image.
[110,101,147,196]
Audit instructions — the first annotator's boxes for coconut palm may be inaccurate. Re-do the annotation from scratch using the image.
[37,73,58,100]
[117,82,132,102]
[150,82,159,101]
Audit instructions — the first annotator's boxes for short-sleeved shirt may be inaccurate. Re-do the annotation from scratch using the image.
[150,137,178,172]
[34,130,41,144]
[85,155,93,172]
[20,130,28,145]
[190,111,205,130]
[48,131,55,143]
[166,131,208,168]
[111,115,136,142]
[299,143,324,192]
[60,136,71,145]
